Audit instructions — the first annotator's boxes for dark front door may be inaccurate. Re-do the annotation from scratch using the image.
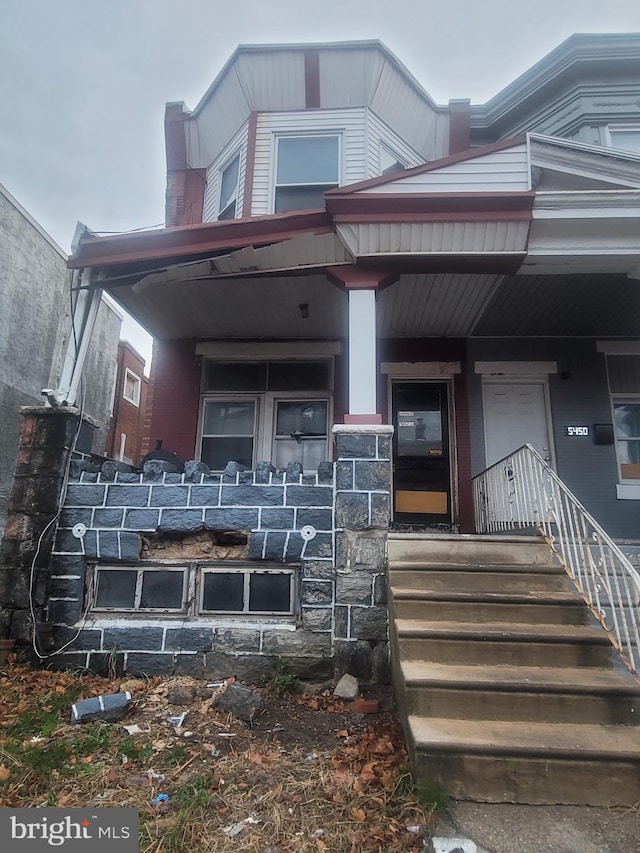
[392,382,452,525]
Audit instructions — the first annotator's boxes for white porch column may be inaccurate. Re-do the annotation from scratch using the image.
[348,288,378,420]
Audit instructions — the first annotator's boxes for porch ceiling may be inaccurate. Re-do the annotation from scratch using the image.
[108,273,348,340]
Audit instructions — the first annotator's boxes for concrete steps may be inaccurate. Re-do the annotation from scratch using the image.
[388,533,640,806]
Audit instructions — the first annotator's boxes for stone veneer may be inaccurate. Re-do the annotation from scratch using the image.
[2,409,393,684]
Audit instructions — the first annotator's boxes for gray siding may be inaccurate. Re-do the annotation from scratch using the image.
[467,339,638,539]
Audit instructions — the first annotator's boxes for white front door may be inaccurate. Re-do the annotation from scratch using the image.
[483,382,552,467]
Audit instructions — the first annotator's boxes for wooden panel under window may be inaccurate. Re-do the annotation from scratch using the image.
[395,490,448,515]
[621,463,640,479]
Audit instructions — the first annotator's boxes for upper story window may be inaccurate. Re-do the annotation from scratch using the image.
[379,142,407,176]
[218,152,241,220]
[123,368,141,407]
[606,126,640,155]
[274,134,340,213]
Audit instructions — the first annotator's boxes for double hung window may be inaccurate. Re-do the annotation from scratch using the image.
[274,135,340,213]
[218,152,241,220]
[200,360,331,472]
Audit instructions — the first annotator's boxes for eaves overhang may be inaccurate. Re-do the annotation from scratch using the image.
[68,209,333,271]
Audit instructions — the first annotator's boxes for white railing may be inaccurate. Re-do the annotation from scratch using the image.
[472,443,640,677]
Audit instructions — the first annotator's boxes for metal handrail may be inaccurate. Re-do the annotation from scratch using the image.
[472,443,640,677]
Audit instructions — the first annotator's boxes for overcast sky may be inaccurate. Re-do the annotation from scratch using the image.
[3,0,640,366]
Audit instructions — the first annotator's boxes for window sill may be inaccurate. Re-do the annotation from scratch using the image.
[616,484,640,500]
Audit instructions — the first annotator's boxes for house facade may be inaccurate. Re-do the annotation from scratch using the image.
[32,35,640,678]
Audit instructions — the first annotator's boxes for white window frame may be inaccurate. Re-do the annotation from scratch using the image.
[199,395,260,472]
[123,368,141,407]
[379,141,407,176]
[217,150,241,220]
[199,565,297,615]
[198,358,334,473]
[599,344,640,499]
[611,395,640,486]
[604,125,640,154]
[93,564,188,613]
[271,132,342,214]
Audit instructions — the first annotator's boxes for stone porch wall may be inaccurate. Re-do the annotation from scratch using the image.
[1,410,393,684]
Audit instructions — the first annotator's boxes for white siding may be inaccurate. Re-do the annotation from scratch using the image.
[369,60,449,160]
[202,122,249,222]
[251,108,367,216]
[359,144,530,194]
[337,220,530,256]
[186,71,252,169]
[365,108,425,179]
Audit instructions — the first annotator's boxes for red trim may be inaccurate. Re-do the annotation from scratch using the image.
[241,112,258,217]
[304,50,321,108]
[69,210,332,269]
[448,100,471,155]
[327,191,535,218]
[325,135,528,196]
[327,266,398,290]
[344,414,383,424]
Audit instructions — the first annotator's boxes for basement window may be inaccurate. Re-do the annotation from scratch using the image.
[200,566,295,615]
[94,565,187,611]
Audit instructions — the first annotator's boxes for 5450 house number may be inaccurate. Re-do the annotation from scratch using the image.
[564,426,590,437]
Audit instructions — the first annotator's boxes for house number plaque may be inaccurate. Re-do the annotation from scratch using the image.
[564,426,590,436]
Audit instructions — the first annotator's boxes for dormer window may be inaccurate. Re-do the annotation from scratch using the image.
[218,152,241,220]
[606,126,640,155]
[274,134,340,213]
[380,142,407,176]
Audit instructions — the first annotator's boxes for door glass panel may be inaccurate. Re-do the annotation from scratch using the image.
[392,383,451,524]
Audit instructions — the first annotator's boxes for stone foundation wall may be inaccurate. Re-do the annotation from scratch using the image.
[1,410,394,684]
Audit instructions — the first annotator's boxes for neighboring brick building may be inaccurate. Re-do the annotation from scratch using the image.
[105,341,148,466]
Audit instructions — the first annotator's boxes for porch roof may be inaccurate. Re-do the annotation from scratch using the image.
[70,134,640,341]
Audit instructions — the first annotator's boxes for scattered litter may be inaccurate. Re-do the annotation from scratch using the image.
[207,682,227,689]
[151,793,170,805]
[222,816,259,838]
[120,755,128,764]
[70,691,131,724]
[210,748,221,758]
[266,726,285,733]
[305,752,319,761]
[30,736,44,743]
[147,769,166,782]
[431,838,477,853]
[181,730,194,739]
[406,823,421,833]
[216,732,237,738]
[312,829,326,839]
[122,723,149,735]
[168,711,187,728]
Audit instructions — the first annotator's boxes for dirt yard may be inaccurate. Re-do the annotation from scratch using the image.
[0,661,441,852]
